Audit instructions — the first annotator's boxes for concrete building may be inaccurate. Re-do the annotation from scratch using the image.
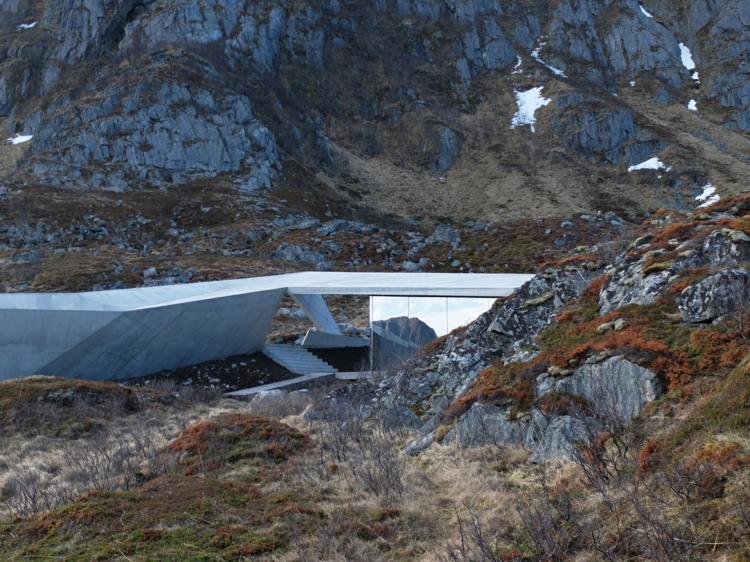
[0,272,532,381]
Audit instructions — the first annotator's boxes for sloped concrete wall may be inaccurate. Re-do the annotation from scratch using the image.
[0,289,284,381]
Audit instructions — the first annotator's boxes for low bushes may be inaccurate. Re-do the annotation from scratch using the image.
[169,412,308,475]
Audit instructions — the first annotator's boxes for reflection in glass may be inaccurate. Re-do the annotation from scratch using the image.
[370,296,495,370]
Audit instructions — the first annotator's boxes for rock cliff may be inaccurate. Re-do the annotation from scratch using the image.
[1,0,750,221]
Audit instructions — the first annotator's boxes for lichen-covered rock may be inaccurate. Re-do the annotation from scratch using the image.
[702,229,750,268]
[490,267,600,354]
[272,243,330,269]
[537,355,662,421]
[438,355,661,460]
[679,268,750,323]
[599,242,706,314]
[29,81,280,190]
[600,223,750,315]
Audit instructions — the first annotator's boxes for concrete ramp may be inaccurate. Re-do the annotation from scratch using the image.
[262,344,337,375]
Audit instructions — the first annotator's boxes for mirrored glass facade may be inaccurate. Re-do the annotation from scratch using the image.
[370,296,494,370]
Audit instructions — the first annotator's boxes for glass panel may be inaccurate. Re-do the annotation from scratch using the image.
[370,296,496,371]
[446,297,495,335]
[371,296,418,370]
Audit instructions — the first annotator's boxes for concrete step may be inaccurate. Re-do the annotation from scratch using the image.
[262,344,337,376]
[226,372,336,397]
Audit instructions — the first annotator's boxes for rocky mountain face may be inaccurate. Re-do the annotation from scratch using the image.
[372,195,750,459]
[374,316,438,346]
[373,316,438,368]
[1,0,749,224]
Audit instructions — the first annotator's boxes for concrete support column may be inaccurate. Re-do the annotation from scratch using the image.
[290,293,342,335]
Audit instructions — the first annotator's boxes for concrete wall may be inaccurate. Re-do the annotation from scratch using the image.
[0,289,284,381]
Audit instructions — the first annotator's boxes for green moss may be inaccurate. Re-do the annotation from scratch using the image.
[642,260,675,275]
[409,402,427,418]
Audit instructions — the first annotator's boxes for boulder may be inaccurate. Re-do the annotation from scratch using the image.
[435,356,661,460]
[536,356,662,422]
[703,229,750,268]
[272,244,329,269]
[426,224,462,246]
[679,268,750,323]
[441,403,589,461]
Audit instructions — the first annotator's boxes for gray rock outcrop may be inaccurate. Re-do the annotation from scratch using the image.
[378,209,750,460]
[537,356,662,422]
[601,225,750,315]
[679,268,750,324]
[28,81,279,190]
[438,355,660,460]
[490,267,599,355]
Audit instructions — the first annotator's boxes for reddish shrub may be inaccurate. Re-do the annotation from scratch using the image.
[443,362,535,421]
[652,221,697,244]
[637,439,660,475]
[500,549,527,561]
[715,216,750,234]
[169,413,307,473]
[691,329,750,374]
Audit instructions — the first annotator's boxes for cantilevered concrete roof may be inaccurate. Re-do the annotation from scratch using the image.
[0,272,533,311]
[0,271,533,381]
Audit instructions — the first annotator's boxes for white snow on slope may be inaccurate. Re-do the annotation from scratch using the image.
[696,183,720,207]
[512,56,523,74]
[628,157,671,172]
[688,99,698,111]
[7,134,33,145]
[510,87,551,133]
[639,5,654,18]
[17,21,37,30]
[679,42,700,81]
[531,41,567,78]
[679,43,696,70]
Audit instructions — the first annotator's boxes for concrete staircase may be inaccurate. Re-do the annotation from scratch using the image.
[262,344,337,375]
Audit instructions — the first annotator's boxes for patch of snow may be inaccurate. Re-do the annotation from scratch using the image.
[512,56,523,74]
[679,43,696,70]
[531,40,567,78]
[6,134,33,145]
[628,157,672,172]
[696,183,720,207]
[679,42,700,81]
[629,80,636,87]
[688,99,698,111]
[510,87,551,133]
[639,5,654,18]
[17,21,37,30]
